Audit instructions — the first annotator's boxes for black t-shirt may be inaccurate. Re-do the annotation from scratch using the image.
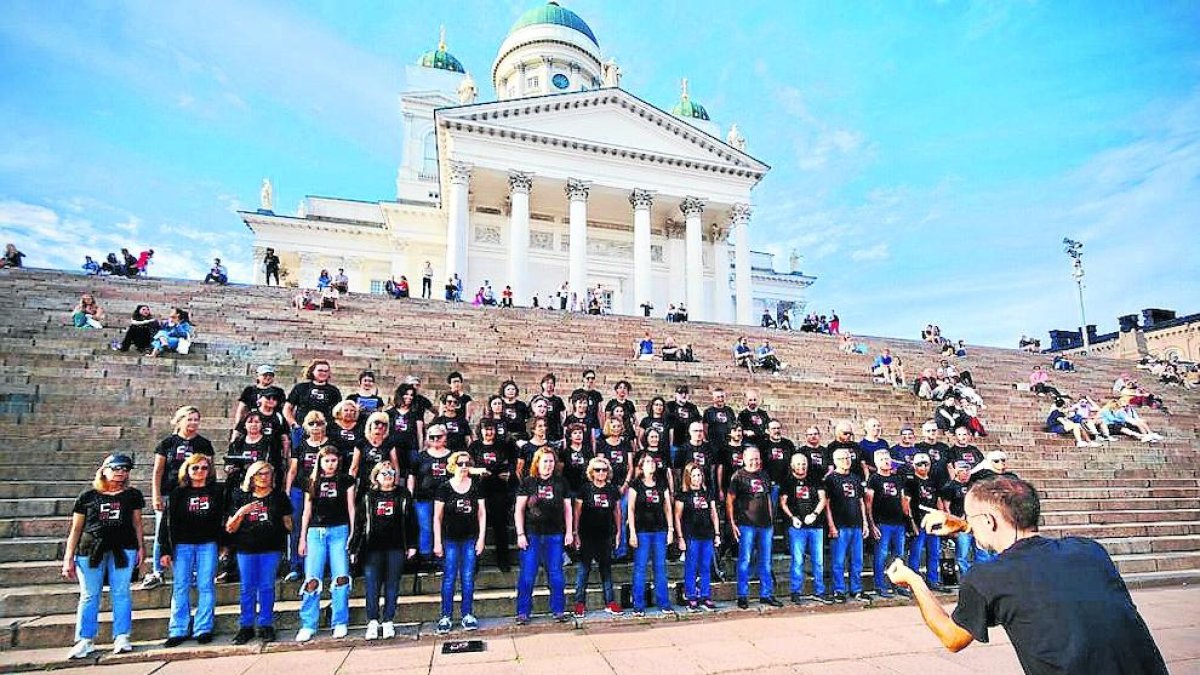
[664,400,701,447]
[226,435,280,473]
[780,474,823,523]
[674,441,718,494]
[518,475,568,535]
[291,439,324,491]
[570,388,604,428]
[867,472,907,525]
[630,480,669,533]
[501,400,531,438]
[239,385,286,410]
[330,423,364,461]
[638,415,668,443]
[161,484,224,553]
[561,443,594,495]
[469,440,513,493]
[798,443,830,476]
[951,444,981,468]
[702,405,736,445]
[823,471,864,528]
[916,441,952,486]
[729,469,772,527]
[719,442,751,491]
[576,482,620,540]
[562,413,598,446]
[308,473,355,527]
[605,398,637,435]
[356,487,414,552]
[430,414,471,451]
[234,411,288,456]
[676,489,716,540]
[952,537,1168,675]
[354,438,402,484]
[387,407,422,452]
[939,479,971,517]
[738,408,771,440]
[594,439,632,480]
[73,488,145,552]
[639,447,671,486]
[826,440,865,479]
[762,437,796,484]
[413,450,452,500]
[229,488,292,553]
[435,480,481,542]
[155,434,216,493]
[346,393,385,415]
[537,394,566,441]
[905,475,941,514]
[286,382,342,427]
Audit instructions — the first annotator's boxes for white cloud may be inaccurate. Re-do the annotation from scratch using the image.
[850,243,889,262]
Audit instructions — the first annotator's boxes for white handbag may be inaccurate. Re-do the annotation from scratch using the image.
[176,338,192,355]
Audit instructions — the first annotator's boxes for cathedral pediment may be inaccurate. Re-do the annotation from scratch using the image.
[435,89,768,179]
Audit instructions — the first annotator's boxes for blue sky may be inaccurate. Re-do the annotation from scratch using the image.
[1,0,1197,347]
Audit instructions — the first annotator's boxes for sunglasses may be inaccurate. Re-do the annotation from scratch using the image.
[108,466,132,472]
[379,470,397,477]
[371,421,389,427]
[189,465,211,472]
[307,421,326,427]
[915,462,930,466]
[459,462,474,468]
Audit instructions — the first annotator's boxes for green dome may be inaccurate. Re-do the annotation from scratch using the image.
[509,2,598,46]
[418,47,465,73]
[671,98,710,121]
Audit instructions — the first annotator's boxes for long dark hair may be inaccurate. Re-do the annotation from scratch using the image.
[131,304,150,320]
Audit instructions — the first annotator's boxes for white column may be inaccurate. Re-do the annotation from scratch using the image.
[665,223,686,315]
[731,203,754,325]
[566,179,590,303]
[681,196,706,322]
[713,227,733,323]
[507,171,533,305]
[444,161,471,281]
[630,189,654,316]
[252,246,266,286]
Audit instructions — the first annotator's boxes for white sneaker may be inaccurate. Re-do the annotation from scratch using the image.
[332,624,348,639]
[381,621,396,639]
[295,628,315,643]
[365,620,380,640]
[1151,433,1165,442]
[1088,441,1103,447]
[139,572,162,590]
[67,639,94,660]
[112,634,133,654]
[1076,440,1089,447]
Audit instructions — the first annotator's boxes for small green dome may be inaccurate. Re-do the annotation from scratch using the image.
[509,2,598,46]
[418,48,465,73]
[671,78,710,121]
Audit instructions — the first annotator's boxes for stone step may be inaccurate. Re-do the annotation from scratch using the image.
[1112,550,1200,575]
[1095,535,1200,556]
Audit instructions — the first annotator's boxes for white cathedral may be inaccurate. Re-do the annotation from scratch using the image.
[241,1,815,324]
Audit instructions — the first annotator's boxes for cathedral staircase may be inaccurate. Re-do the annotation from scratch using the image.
[0,268,1195,662]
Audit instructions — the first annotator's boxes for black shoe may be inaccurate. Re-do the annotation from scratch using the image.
[258,626,277,643]
[760,596,784,608]
[849,592,871,603]
[736,596,749,610]
[833,592,847,604]
[816,594,835,605]
[163,636,187,648]
[195,633,213,645]
[895,587,913,598]
[790,592,804,605]
[929,583,950,593]
[232,628,256,645]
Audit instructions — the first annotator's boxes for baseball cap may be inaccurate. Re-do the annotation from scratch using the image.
[912,453,930,465]
[987,451,1008,462]
[102,454,134,470]
[256,364,275,375]
[954,460,971,470]
[405,375,420,385]
[922,422,938,432]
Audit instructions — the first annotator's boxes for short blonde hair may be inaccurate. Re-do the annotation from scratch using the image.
[240,461,274,493]
[586,456,612,482]
[447,451,472,475]
[177,453,213,487]
[369,460,399,490]
[602,417,624,439]
[365,411,390,430]
[332,400,359,421]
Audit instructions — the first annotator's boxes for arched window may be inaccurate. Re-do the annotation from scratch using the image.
[421,133,438,180]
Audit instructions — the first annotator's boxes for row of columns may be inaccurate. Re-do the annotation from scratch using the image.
[443,162,753,322]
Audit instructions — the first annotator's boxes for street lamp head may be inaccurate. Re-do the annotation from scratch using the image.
[1063,237,1083,260]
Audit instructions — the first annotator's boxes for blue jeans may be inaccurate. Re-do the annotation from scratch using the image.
[975,543,996,565]
[300,525,351,630]
[787,527,825,596]
[830,526,864,594]
[683,538,714,601]
[168,542,218,637]
[237,551,281,628]
[908,530,942,584]
[151,506,167,574]
[414,500,434,555]
[441,539,477,618]
[955,532,975,576]
[872,524,906,595]
[613,493,629,558]
[736,524,774,599]
[74,549,136,641]
[574,536,615,604]
[288,487,305,573]
[632,530,671,611]
[363,549,404,622]
[516,532,565,617]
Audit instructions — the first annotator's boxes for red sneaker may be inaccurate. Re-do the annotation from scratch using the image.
[606,601,623,615]
[574,602,586,617]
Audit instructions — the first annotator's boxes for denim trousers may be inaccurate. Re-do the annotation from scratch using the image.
[736,525,774,598]
[74,549,136,641]
[288,487,305,573]
[441,539,477,618]
[151,504,167,574]
[955,532,976,576]
[414,500,434,555]
[362,548,404,622]
[787,527,825,595]
[167,541,218,637]
[872,524,906,594]
[683,538,714,601]
[613,493,629,558]
[574,536,614,604]
[907,530,942,584]
[516,533,565,617]
[830,526,864,594]
[631,530,671,611]
[300,525,351,630]
[236,551,281,628]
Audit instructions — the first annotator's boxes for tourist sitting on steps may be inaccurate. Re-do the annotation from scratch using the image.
[71,293,106,329]
[635,332,656,360]
[203,258,227,285]
[757,340,786,371]
[733,336,756,373]
[1046,398,1101,447]
[111,304,160,352]
[148,307,194,357]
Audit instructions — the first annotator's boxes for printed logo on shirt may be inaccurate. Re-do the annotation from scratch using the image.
[715,412,728,423]
[794,485,811,501]
[319,480,339,499]
[454,498,474,514]
[446,420,460,434]
[770,446,785,460]
[691,452,706,466]
[678,409,691,420]
[841,482,857,498]
[536,484,555,501]
[571,451,586,466]
[749,478,765,494]
[920,486,934,500]
[809,452,824,465]
[592,493,610,509]
[432,462,448,477]
[394,417,409,432]
[645,489,661,504]
[961,452,977,464]
[340,429,356,442]
[248,501,269,523]
[302,450,318,472]
[691,494,709,510]
[731,452,745,468]
[883,482,899,497]
[505,408,517,420]
[376,500,395,516]
[749,414,764,426]
[311,389,326,402]
[188,495,210,513]
[482,452,498,464]
[174,444,191,461]
[99,501,121,522]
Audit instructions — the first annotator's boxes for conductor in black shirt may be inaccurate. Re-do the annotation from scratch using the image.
[887,476,1167,675]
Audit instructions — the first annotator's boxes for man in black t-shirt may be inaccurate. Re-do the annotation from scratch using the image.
[940,462,975,579]
[889,477,1168,675]
[904,453,945,591]
[284,360,342,450]
[535,373,566,441]
[779,454,828,603]
[665,385,700,463]
[725,448,782,608]
[569,369,604,429]
[823,447,868,602]
[703,388,736,447]
[827,420,867,479]
[865,451,910,598]
[915,421,952,488]
[673,421,718,496]
[761,420,796,489]
[737,389,771,443]
[797,426,830,478]
[948,427,982,469]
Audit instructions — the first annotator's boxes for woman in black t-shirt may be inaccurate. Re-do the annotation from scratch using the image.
[329,400,363,460]
[572,456,622,616]
[429,394,473,452]
[470,419,514,572]
[433,452,486,633]
[514,448,573,624]
[160,454,223,647]
[62,454,145,659]
[483,394,515,447]
[640,428,674,494]
[352,412,403,495]
[674,462,720,612]
[410,425,452,570]
[500,381,531,439]
[516,417,559,478]
[628,453,674,616]
[638,396,669,450]
[345,370,385,415]
[386,384,424,464]
[113,304,160,353]
[560,423,595,497]
[226,460,292,644]
[296,446,356,642]
[226,411,280,495]
[350,461,416,640]
[148,405,215,590]
[596,418,634,559]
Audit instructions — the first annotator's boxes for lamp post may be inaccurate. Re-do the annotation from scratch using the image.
[1063,238,1089,354]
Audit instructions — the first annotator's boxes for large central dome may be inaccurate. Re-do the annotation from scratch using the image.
[508,1,598,46]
